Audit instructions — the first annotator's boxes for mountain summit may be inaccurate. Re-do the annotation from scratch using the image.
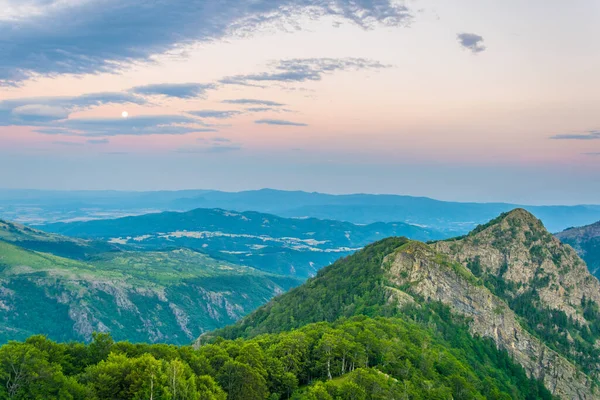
[434,208,600,320]
[214,209,600,399]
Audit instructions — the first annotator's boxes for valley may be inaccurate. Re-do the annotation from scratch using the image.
[0,221,300,344]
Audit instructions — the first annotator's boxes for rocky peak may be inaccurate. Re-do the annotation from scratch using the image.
[384,242,595,400]
[466,208,551,247]
[434,208,600,319]
[431,209,600,387]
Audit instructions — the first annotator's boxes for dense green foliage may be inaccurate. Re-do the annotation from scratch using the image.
[215,238,408,339]
[0,315,553,400]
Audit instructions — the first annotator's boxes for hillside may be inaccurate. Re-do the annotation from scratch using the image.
[556,221,600,277]
[39,207,444,278]
[0,218,119,259]
[0,240,300,344]
[214,209,600,399]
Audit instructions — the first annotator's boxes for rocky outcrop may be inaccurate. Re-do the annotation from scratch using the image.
[384,241,596,400]
[432,209,600,323]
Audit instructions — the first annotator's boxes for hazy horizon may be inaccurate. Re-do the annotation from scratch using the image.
[1,185,600,207]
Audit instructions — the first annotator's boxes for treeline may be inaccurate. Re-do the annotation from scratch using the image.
[0,315,553,400]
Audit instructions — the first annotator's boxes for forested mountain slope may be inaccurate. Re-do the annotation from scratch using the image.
[214,209,600,399]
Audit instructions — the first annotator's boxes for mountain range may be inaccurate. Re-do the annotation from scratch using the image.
[3,188,600,233]
[38,207,443,278]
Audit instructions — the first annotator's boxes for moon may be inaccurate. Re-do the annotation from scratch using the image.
[121,111,129,118]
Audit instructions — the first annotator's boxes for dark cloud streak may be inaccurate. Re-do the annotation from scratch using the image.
[550,130,600,140]
[1,0,412,85]
[457,33,486,53]
[188,110,242,119]
[255,119,307,126]
[130,83,216,99]
[222,99,286,106]
[222,58,390,85]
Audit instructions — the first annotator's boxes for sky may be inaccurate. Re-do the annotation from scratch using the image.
[0,0,599,204]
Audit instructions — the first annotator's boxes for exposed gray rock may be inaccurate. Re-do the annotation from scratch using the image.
[385,241,596,400]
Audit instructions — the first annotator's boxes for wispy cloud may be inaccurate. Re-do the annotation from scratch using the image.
[550,130,600,140]
[210,137,231,143]
[246,107,276,112]
[188,110,242,119]
[10,105,69,122]
[130,83,216,99]
[255,119,307,126]
[52,140,83,146]
[45,115,216,137]
[177,144,242,154]
[87,138,110,144]
[32,128,79,136]
[223,99,285,106]
[0,92,146,125]
[1,0,413,85]
[457,33,486,53]
[178,136,241,153]
[221,58,390,85]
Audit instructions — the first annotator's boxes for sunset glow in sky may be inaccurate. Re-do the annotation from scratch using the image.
[1,0,599,203]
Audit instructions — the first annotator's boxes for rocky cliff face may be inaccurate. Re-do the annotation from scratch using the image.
[384,241,595,399]
[433,209,600,321]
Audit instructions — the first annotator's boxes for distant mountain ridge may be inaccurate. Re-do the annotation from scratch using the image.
[556,220,600,277]
[39,207,444,278]
[2,188,600,233]
[214,209,600,399]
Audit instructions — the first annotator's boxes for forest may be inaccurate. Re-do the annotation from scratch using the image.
[0,311,553,400]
